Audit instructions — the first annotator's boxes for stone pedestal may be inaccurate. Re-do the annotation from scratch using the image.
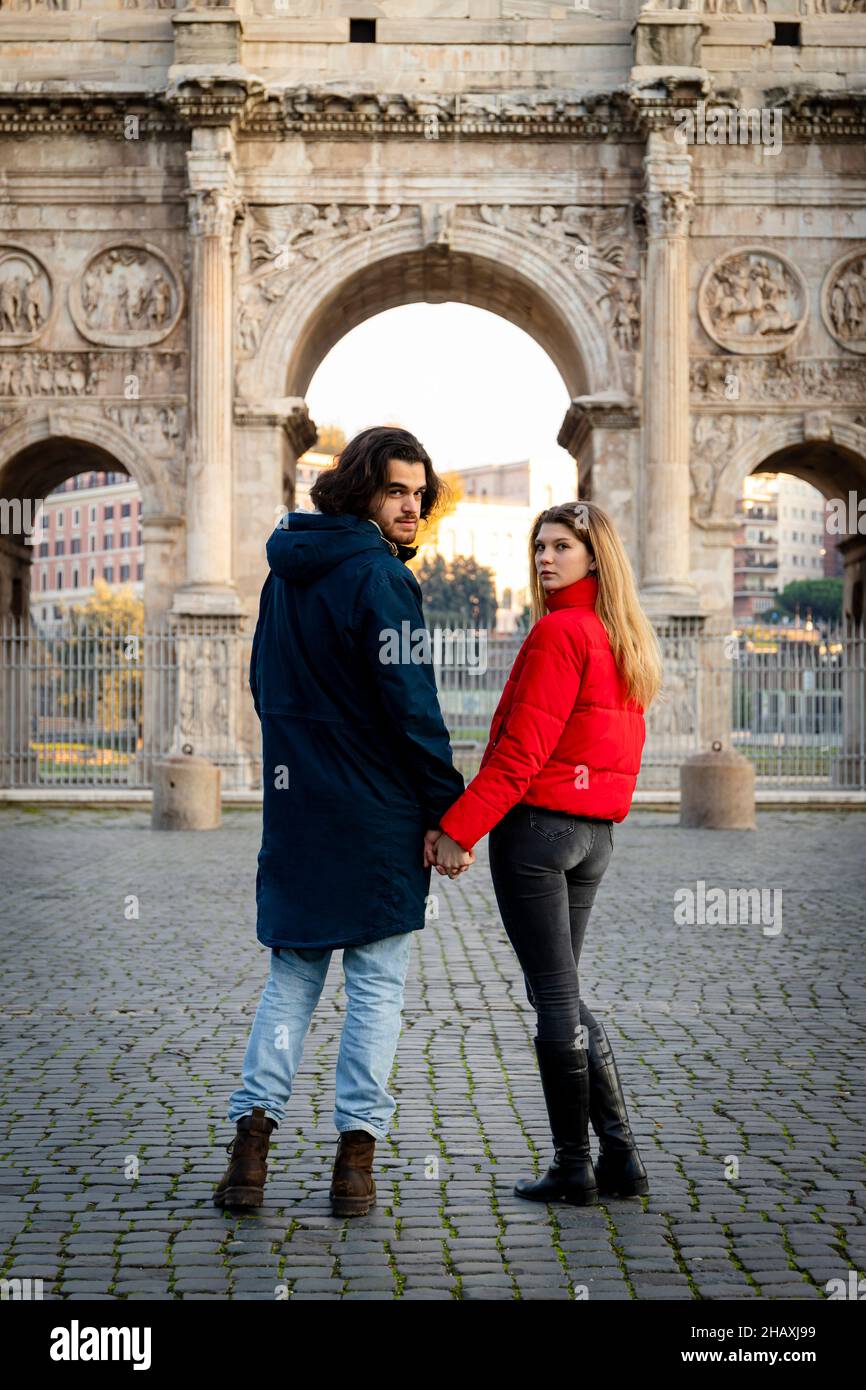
[152,753,221,832]
[680,744,757,830]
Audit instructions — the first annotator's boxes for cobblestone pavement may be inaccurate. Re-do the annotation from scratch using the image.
[1,805,864,1302]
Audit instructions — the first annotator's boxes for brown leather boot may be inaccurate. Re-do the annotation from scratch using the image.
[212,1107,277,1209]
[329,1129,377,1217]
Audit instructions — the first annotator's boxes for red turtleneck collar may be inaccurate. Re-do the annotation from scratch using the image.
[544,572,598,613]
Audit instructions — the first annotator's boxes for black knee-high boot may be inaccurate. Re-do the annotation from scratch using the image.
[514,1038,598,1206]
[579,1001,649,1197]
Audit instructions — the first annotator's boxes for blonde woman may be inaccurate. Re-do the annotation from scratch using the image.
[426,502,662,1205]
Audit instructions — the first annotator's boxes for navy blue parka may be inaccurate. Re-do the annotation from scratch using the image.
[249,511,466,950]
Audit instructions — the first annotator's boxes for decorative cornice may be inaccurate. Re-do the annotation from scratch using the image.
[0,82,865,141]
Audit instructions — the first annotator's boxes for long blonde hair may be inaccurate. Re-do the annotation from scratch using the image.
[528,500,663,710]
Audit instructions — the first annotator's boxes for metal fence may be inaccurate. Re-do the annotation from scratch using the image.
[1,614,864,792]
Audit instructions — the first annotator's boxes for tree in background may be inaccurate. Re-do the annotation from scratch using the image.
[414,552,497,628]
[410,468,464,554]
[315,424,347,455]
[58,578,145,736]
[763,579,843,624]
[68,576,143,631]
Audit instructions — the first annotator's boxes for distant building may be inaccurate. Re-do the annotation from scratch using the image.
[294,449,338,511]
[434,456,577,631]
[734,473,827,621]
[30,471,143,623]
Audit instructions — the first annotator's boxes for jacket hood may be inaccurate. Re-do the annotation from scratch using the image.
[265,511,417,586]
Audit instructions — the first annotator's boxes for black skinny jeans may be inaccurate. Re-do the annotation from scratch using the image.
[488,803,614,1044]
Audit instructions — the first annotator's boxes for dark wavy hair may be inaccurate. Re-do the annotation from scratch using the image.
[309,425,447,520]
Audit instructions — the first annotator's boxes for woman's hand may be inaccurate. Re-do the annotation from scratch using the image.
[431,832,475,879]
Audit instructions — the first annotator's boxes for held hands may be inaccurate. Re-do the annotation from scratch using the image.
[423,828,475,879]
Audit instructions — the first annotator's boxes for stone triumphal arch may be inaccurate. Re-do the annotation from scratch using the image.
[1,0,865,774]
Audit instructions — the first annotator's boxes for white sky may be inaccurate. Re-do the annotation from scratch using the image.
[305,301,574,472]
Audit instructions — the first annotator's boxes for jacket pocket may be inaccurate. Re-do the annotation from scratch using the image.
[528,807,576,841]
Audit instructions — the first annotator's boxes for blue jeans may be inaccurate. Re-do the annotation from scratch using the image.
[227,930,414,1140]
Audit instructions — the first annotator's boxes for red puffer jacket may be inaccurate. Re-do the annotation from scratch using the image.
[437,573,646,852]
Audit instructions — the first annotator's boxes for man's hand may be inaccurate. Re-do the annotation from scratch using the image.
[423,828,442,869]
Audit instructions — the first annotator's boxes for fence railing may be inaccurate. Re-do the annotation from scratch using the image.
[1,614,864,792]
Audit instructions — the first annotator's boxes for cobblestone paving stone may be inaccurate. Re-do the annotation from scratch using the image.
[1,804,864,1302]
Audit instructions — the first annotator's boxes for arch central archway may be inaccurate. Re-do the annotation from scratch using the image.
[232,222,628,610]
[240,221,622,407]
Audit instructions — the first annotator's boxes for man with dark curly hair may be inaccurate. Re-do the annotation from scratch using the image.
[213,426,471,1216]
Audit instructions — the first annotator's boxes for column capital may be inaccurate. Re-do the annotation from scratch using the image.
[558,393,639,459]
[234,397,318,458]
[186,129,245,240]
[642,142,694,239]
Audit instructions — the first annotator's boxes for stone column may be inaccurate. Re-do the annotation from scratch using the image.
[640,132,701,619]
[168,126,250,787]
[171,126,243,620]
[558,393,641,577]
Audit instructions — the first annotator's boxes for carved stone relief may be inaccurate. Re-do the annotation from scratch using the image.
[69,242,184,348]
[822,248,866,355]
[690,356,866,404]
[640,1,861,11]
[102,403,185,488]
[475,205,641,351]
[0,349,186,399]
[0,246,52,345]
[235,201,641,359]
[689,413,753,522]
[236,203,406,355]
[698,248,807,355]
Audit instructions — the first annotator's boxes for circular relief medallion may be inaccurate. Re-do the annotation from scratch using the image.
[822,247,866,355]
[69,241,183,347]
[698,247,807,356]
[0,245,53,345]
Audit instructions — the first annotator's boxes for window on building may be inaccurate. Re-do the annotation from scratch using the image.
[120,564,130,582]
[104,565,113,583]
[136,529,142,546]
[104,534,113,550]
[89,506,96,524]
[57,511,64,528]
[56,571,63,589]
[39,542,48,558]
[122,502,131,518]
[89,536,96,552]
[104,504,114,520]
[40,573,46,591]
[136,563,144,581]
[42,513,49,529]
[71,538,80,555]
[72,508,79,527]
[121,532,130,549]
[72,568,79,589]
[55,540,65,557]
[89,566,95,583]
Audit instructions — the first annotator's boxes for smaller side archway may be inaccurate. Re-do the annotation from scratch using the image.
[0,410,185,625]
[724,419,866,625]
